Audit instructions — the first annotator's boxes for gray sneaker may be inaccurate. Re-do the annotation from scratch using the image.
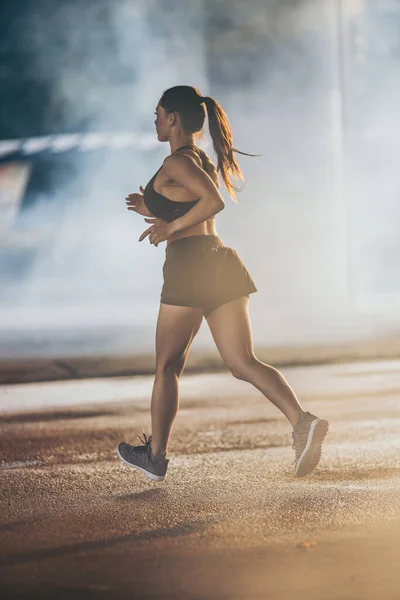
[117,432,169,482]
[292,411,329,477]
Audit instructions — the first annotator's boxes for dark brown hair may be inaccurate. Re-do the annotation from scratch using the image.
[159,85,258,202]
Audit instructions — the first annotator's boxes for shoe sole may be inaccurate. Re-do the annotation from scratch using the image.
[116,446,166,482]
[295,418,329,477]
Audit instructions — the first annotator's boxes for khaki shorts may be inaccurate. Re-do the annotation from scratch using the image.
[160,235,258,317]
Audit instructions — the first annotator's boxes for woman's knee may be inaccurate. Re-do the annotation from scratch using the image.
[155,353,186,377]
[229,355,259,380]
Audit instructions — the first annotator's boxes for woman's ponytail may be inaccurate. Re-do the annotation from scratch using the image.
[202,96,258,202]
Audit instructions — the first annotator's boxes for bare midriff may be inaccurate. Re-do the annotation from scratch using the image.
[167,217,218,246]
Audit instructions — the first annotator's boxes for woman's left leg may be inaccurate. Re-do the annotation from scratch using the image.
[205,296,303,426]
[205,296,329,476]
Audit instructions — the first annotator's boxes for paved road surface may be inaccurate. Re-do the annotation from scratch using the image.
[1,360,400,599]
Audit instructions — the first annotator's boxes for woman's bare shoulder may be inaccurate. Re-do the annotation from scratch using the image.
[162,152,200,174]
[163,147,219,187]
[165,148,202,167]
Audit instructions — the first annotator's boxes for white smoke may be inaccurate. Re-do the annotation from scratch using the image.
[1,0,399,359]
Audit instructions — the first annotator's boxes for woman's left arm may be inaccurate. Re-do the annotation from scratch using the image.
[139,154,225,246]
[165,154,225,234]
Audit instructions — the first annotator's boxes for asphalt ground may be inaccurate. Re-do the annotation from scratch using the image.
[1,360,400,599]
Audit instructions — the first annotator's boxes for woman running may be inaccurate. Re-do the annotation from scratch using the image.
[117,85,328,481]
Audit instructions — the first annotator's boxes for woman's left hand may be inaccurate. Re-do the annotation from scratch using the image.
[138,217,176,246]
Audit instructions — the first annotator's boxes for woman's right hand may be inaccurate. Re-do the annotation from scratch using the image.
[125,186,155,217]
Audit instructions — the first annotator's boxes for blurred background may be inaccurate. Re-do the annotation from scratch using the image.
[1,0,400,366]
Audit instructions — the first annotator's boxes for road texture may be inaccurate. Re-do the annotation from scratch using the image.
[1,359,400,599]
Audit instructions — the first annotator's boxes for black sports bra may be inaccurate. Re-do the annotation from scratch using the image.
[142,144,209,223]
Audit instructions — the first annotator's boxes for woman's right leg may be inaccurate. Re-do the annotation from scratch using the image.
[150,303,204,457]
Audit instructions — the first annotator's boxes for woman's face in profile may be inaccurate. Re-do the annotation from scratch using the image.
[154,101,171,141]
